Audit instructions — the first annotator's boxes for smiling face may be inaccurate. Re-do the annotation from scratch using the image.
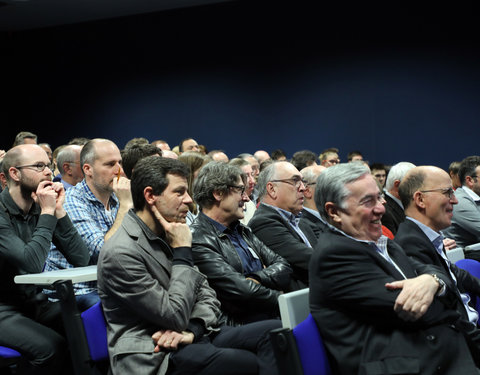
[217,176,249,225]
[419,168,458,232]
[333,174,386,242]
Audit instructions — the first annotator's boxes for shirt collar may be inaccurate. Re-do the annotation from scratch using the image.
[406,216,443,251]
[462,186,480,202]
[201,211,242,235]
[325,219,387,249]
[302,206,322,220]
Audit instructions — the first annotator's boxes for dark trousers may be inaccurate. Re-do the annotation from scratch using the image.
[0,300,67,375]
[167,319,280,375]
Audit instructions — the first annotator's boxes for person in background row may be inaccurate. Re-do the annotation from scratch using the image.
[347,150,363,162]
[179,137,200,153]
[319,147,340,167]
[370,162,387,189]
[449,161,462,190]
[55,144,84,189]
[12,131,37,147]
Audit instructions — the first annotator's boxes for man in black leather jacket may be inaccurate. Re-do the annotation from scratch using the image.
[191,162,292,326]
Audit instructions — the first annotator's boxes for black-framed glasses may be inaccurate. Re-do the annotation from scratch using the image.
[271,177,307,189]
[14,162,50,172]
[229,185,246,195]
[420,187,455,199]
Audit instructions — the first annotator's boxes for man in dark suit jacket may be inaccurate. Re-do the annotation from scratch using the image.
[298,164,328,240]
[381,161,415,235]
[395,165,480,324]
[310,163,480,375]
[249,161,317,290]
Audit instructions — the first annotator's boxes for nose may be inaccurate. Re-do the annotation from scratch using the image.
[450,193,458,204]
[242,191,250,202]
[184,192,193,204]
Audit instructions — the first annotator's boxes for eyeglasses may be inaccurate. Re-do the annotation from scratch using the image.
[229,185,246,195]
[15,162,50,172]
[271,177,307,189]
[420,187,455,199]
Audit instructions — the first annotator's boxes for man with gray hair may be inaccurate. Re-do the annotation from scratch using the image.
[299,164,327,240]
[249,161,317,290]
[310,162,480,374]
[56,144,84,189]
[382,161,416,235]
[190,162,291,325]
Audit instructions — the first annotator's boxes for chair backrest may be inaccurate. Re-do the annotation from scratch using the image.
[80,301,109,362]
[455,258,480,312]
[465,242,480,252]
[293,314,331,375]
[445,247,465,263]
[278,288,309,329]
[0,346,21,369]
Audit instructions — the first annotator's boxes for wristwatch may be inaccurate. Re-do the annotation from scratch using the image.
[430,274,446,295]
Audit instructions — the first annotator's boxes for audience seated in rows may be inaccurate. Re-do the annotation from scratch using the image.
[97,156,280,375]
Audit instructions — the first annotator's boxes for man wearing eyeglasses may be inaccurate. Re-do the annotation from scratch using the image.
[395,166,480,323]
[298,164,328,240]
[249,161,318,290]
[310,163,480,374]
[190,162,291,325]
[443,155,480,249]
[0,144,89,374]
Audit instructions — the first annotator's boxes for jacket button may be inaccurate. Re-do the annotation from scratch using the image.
[426,335,436,341]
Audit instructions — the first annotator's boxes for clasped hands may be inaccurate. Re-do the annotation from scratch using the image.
[152,329,194,352]
[385,274,440,322]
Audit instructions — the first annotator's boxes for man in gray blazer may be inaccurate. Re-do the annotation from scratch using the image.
[443,156,480,248]
[97,156,279,375]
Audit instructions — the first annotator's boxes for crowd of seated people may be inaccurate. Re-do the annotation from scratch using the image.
[2,130,480,375]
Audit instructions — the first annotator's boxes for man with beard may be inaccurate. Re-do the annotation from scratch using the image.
[0,144,89,374]
[45,138,133,310]
[249,161,317,290]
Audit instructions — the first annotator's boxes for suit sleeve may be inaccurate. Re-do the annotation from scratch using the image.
[309,237,460,328]
[452,195,480,241]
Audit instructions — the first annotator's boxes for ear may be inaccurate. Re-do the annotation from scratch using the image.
[465,175,475,188]
[63,162,72,176]
[304,186,313,199]
[266,181,277,199]
[393,180,401,189]
[8,167,21,183]
[83,163,93,177]
[413,190,426,209]
[325,202,342,224]
[143,186,156,206]
[212,190,224,202]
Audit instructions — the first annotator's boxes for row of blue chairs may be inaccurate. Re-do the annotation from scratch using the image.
[0,301,108,374]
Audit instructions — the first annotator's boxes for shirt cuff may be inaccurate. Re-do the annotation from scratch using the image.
[172,247,194,267]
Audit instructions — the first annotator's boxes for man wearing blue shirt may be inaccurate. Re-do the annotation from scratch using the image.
[45,138,133,310]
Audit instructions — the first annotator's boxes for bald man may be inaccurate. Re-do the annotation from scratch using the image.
[0,145,88,374]
[395,166,480,328]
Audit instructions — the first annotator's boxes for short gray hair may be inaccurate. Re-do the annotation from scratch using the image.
[315,163,370,221]
[256,162,277,201]
[193,161,245,209]
[56,146,78,175]
[385,162,416,191]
